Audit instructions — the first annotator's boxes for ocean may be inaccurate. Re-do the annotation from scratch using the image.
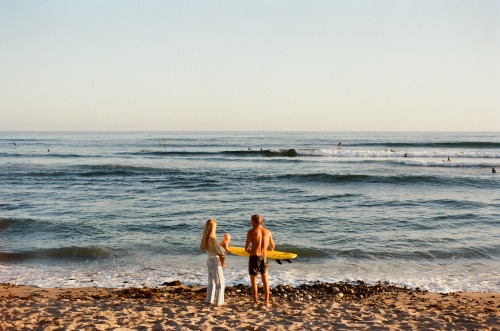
[1,131,499,293]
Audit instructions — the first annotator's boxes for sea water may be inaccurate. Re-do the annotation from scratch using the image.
[1,131,499,292]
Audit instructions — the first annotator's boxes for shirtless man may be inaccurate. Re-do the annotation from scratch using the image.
[245,214,275,306]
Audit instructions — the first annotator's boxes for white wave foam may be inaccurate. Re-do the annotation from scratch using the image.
[397,159,500,167]
[2,257,498,293]
[294,148,500,159]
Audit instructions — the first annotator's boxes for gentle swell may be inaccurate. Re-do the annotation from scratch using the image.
[275,173,497,188]
[0,246,117,261]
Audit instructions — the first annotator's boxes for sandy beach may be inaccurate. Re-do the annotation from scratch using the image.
[1,281,498,330]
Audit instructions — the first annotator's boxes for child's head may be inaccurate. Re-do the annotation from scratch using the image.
[222,233,231,242]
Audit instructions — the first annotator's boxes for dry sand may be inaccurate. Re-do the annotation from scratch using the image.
[1,281,498,330]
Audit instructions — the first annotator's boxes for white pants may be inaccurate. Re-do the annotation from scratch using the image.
[206,256,225,305]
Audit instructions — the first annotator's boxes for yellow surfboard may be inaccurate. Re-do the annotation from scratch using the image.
[228,246,297,261]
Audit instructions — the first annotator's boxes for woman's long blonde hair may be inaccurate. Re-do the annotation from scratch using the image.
[200,219,217,250]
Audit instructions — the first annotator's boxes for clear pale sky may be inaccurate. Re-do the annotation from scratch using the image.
[1,0,499,131]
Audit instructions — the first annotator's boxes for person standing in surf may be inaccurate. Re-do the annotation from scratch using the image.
[245,214,275,306]
[200,219,227,306]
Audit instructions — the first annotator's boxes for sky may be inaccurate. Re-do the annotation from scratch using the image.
[1,0,499,132]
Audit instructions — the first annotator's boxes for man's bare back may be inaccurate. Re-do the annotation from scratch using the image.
[246,226,273,256]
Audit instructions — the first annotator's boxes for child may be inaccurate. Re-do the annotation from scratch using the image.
[219,233,231,267]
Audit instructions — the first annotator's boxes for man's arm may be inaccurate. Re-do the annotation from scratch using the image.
[268,231,275,251]
[245,231,252,253]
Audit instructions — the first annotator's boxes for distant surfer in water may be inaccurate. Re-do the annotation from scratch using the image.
[245,214,275,307]
[493,168,497,173]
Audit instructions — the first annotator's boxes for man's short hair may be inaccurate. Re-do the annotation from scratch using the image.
[251,214,263,225]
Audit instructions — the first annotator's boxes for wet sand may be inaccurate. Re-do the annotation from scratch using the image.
[1,281,498,330]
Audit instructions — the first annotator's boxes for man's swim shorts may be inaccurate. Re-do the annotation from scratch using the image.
[249,255,268,276]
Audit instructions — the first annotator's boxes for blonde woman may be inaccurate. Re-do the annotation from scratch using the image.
[200,219,227,305]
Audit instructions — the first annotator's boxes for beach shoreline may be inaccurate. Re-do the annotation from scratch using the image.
[1,281,498,330]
